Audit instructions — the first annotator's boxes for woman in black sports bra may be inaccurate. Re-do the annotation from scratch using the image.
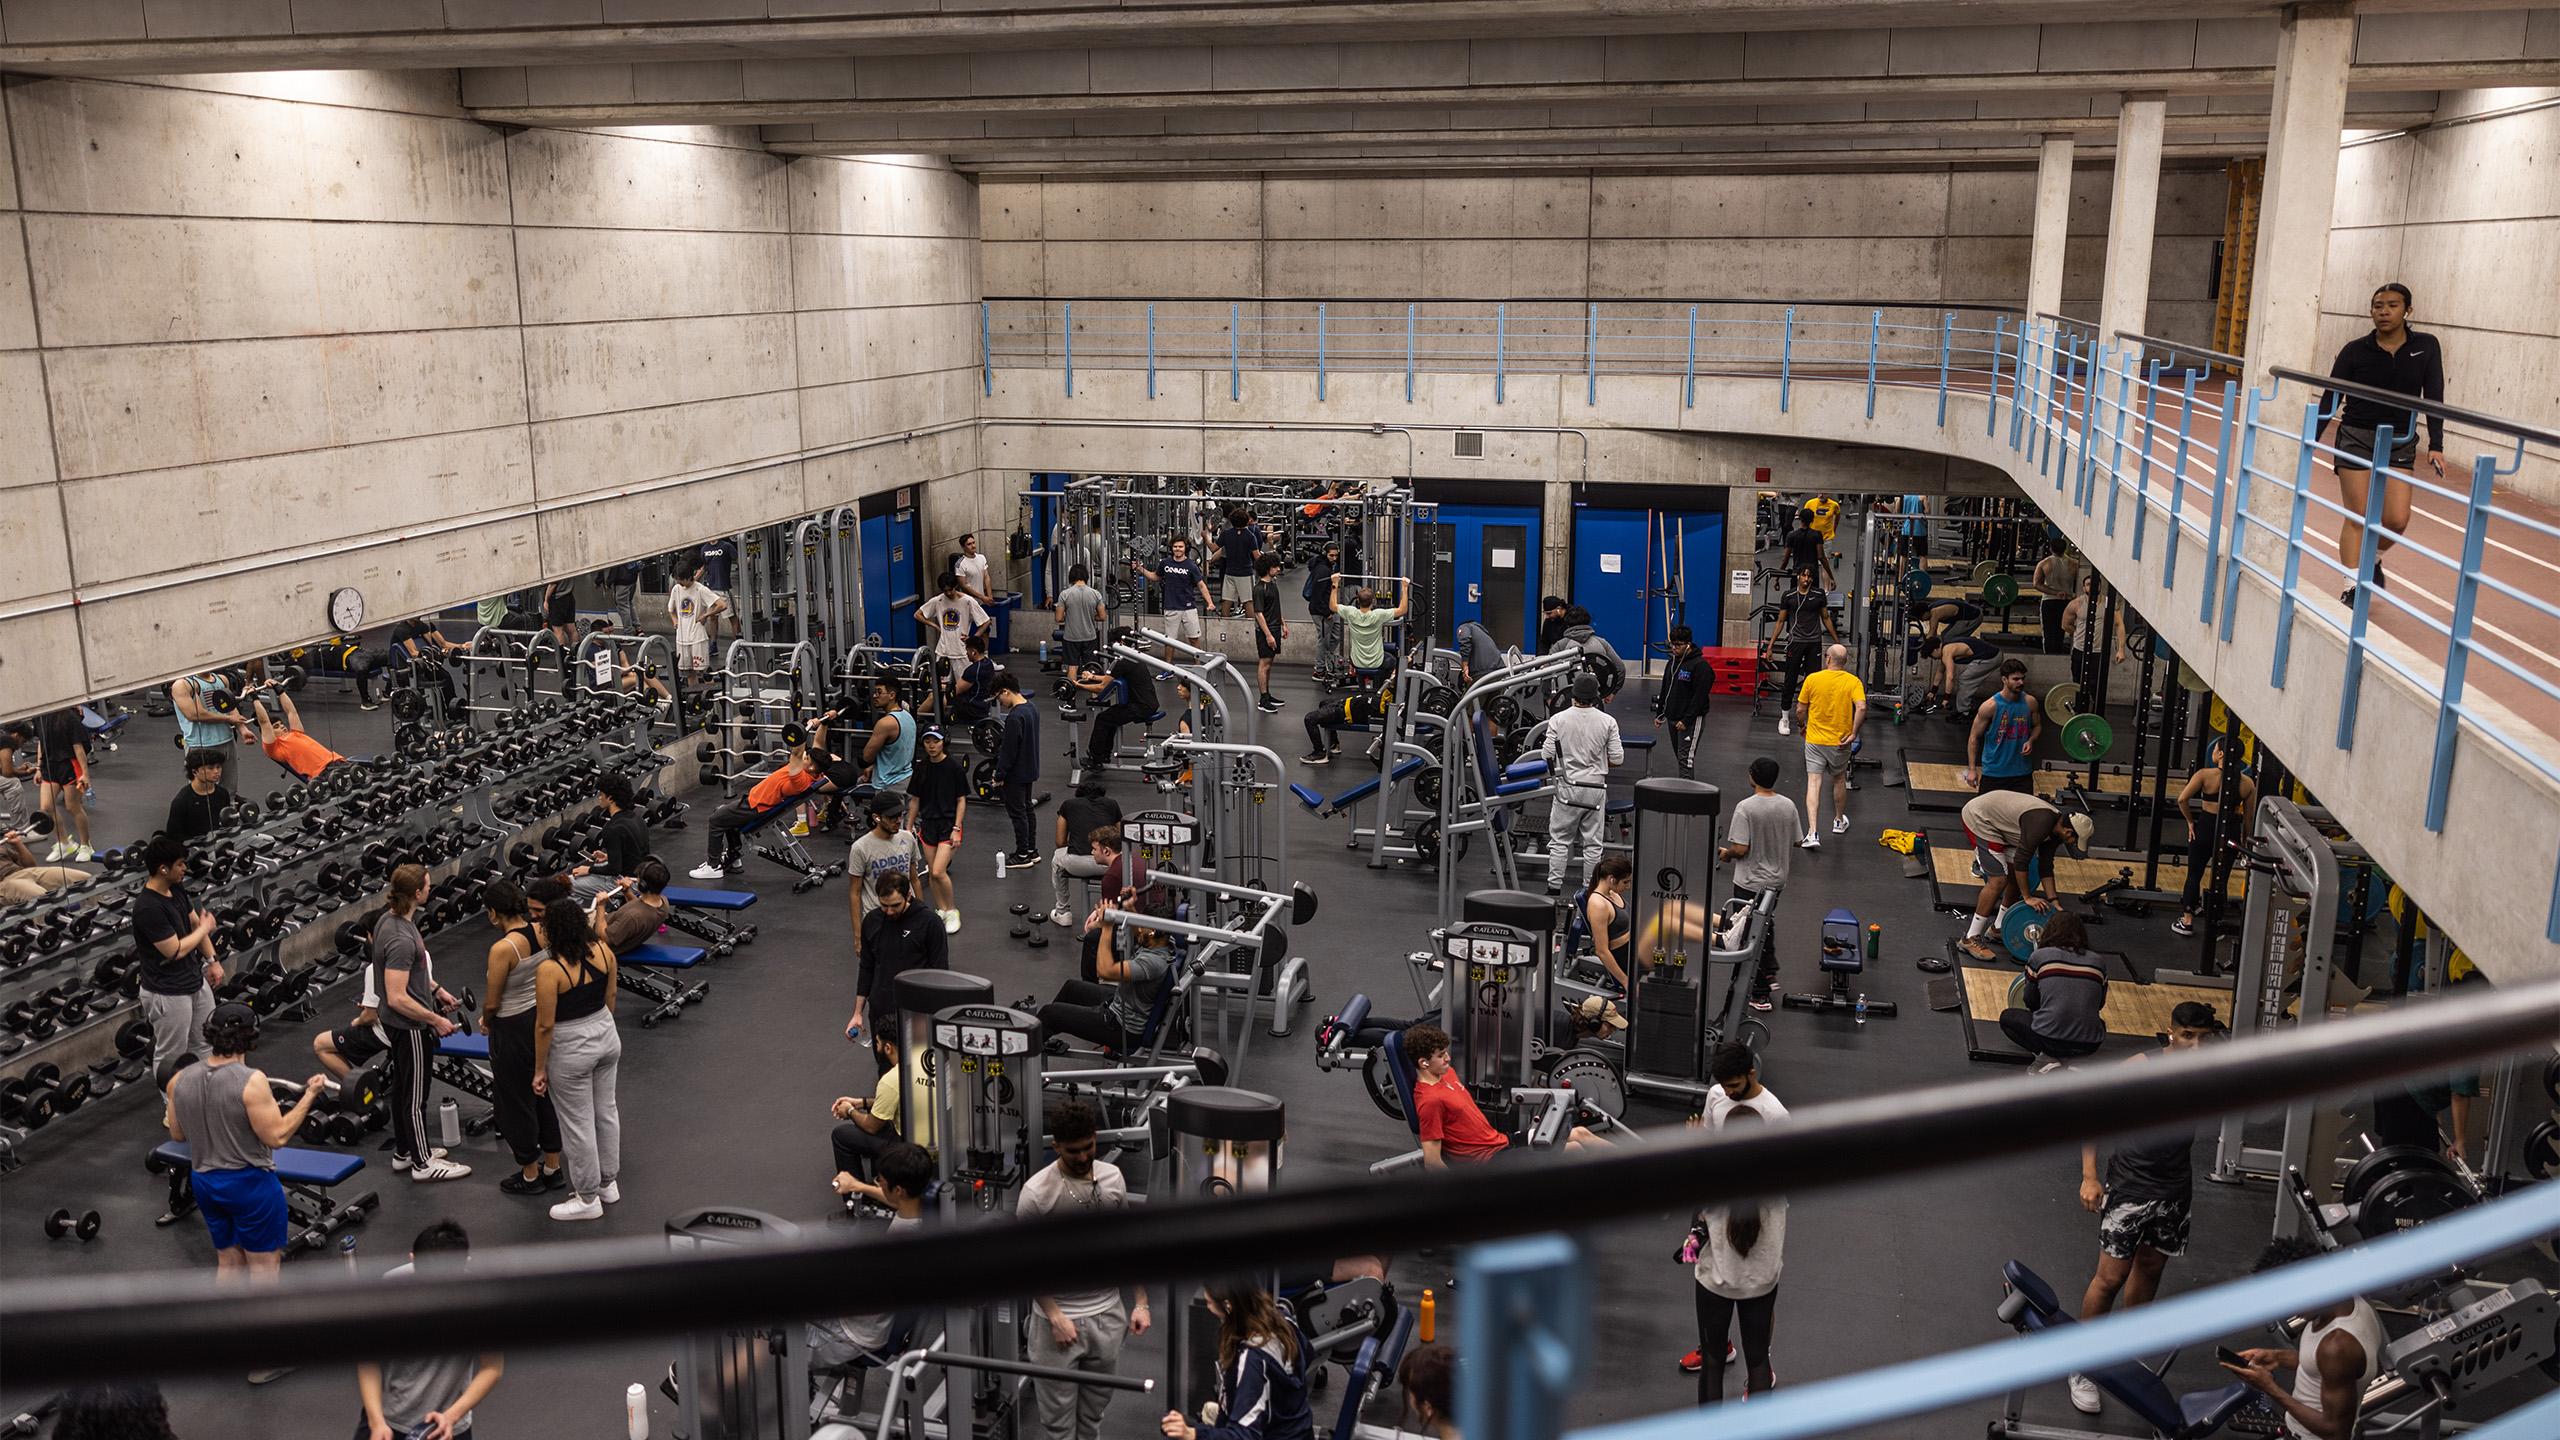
[534,896,622,1222]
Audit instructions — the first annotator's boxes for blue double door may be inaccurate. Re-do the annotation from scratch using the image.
[1421,502,1543,650]
[859,495,921,649]
[1571,498,1725,670]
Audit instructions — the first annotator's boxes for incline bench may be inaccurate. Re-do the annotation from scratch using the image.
[147,1139,379,1253]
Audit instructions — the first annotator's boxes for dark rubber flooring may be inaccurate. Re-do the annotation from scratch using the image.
[0,663,2500,1440]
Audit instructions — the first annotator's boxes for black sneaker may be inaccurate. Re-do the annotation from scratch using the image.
[1259,695,1285,712]
[1300,751,1332,765]
[1007,850,1041,869]
[499,1169,558,1196]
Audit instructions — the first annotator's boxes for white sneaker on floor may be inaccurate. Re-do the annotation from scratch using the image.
[2067,1374,2102,1414]
[409,1155,472,1183]
[44,842,67,862]
[1048,906,1075,928]
[1797,834,1821,849]
[940,909,961,934]
[550,1194,605,1222]
[73,844,93,862]
[688,862,727,881]
[1776,716,1790,736]
[1831,815,1850,835]
[601,1181,621,1204]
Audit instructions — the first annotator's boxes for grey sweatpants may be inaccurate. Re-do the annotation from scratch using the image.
[1025,1300,1131,1440]
[140,986,214,1086]
[1052,848,1106,914]
[1547,784,1609,893]
[548,1009,623,1199]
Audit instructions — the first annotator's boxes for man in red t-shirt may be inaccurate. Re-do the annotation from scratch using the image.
[1405,1024,1510,1167]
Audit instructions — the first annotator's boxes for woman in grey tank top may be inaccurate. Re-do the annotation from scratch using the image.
[481,880,565,1195]
[163,1002,326,1281]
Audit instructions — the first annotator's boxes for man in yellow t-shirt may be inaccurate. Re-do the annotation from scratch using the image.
[1791,643,1866,848]
[827,1028,936,1189]
[1803,496,1841,543]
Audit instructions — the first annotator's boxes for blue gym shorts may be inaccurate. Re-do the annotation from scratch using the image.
[194,1166,291,1253]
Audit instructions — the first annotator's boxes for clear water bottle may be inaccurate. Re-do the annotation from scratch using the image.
[626,1381,649,1439]
[338,1231,358,1274]
[1854,993,1869,1026]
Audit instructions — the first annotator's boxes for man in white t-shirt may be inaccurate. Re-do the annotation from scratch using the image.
[953,533,994,606]
[1701,1042,1789,1128]
[1017,1099,1150,1440]
[665,563,727,674]
[916,572,992,665]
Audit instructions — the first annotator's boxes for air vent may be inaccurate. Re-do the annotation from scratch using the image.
[1453,431,1485,458]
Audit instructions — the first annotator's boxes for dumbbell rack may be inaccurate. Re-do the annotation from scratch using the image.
[0,694,671,1167]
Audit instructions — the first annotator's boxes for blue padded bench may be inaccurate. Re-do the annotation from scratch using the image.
[1294,756,1424,817]
[1996,1261,2256,1438]
[627,943,708,968]
[437,1032,491,1061]
[664,886,758,910]
[152,1140,363,1186]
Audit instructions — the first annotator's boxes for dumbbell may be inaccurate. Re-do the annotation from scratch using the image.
[42,1208,101,1241]
[1,1066,62,1128]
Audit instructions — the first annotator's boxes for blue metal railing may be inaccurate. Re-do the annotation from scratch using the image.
[982,296,2560,938]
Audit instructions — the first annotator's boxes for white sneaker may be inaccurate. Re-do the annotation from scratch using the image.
[409,1155,473,1183]
[601,1181,621,1204]
[1048,906,1075,928]
[941,909,961,934]
[550,1194,605,1222]
[1797,834,1821,849]
[2067,1374,2102,1414]
[688,862,727,881]
[44,842,67,862]
[73,844,93,862]
[1776,716,1790,736]
[1831,815,1850,835]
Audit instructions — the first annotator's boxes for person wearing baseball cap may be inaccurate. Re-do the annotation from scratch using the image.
[163,1002,330,1334]
[1956,788,2094,962]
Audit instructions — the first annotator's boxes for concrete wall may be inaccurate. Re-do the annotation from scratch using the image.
[981,168,2230,341]
[2326,88,2560,492]
[0,72,980,716]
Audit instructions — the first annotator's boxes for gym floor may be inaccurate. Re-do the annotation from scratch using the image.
[0,589,2522,1440]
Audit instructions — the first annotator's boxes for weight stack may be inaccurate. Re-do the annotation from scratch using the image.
[1632,972,1702,1079]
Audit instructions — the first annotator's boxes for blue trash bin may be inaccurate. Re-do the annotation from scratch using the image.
[988,592,1022,655]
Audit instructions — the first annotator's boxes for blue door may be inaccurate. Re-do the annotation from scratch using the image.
[860,506,923,649]
[1573,504,1723,669]
[1428,503,1542,648]
[1024,473,1067,607]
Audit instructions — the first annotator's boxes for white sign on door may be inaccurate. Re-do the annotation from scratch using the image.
[1490,548,1518,569]
[1599,553,1621,574]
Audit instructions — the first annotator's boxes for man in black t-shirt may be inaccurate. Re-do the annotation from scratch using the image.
[903,728,970,932]
[390,614,459,706]
[1047,778,1122,928]
[1252,555,1288,713]
[1216,508,1263,617]
[133,836,221,1084]
[31,706,91,861]
[166,748,236,843]
[1767,569,1836,732]
[1076,642,1161,769]
[1653,626,1715,779]
[1782,508,1831,589]
[949,635,999,724]
[563,774,648,897]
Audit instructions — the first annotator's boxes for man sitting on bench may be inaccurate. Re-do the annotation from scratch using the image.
[1076,631,1159,770]
[164,1003,329,1295]
[694,720,829,881]
[1037,886,1171,1054]
[1298,670,1394,767]
[248,692,350,782]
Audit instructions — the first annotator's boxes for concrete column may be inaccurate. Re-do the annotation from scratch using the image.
[1723,487,1760,649]
[2025,136,2074,320]
[1541,473,1573,632]
[2098,97,2168,345]
[2242,2,2355,394]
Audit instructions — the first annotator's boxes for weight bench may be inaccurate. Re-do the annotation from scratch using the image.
[663,885,760,954]
[619,943,710,1028]
[740,798,844,895]
[1368,1025,1429,1175]
[1991,1260,2263,1440]
[1292,756,1426,820]
[147,1139,379,1251]
[432,1031,499,1129]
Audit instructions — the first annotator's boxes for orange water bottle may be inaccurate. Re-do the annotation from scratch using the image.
[1420,1287,1436,1343]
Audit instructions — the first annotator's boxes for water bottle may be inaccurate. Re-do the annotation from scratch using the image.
[338,1231,358,1275]
[626,1381,649,1439]
[1854,993,1869,1025]
[437,1097,461,1149]
[995,843,1008,881]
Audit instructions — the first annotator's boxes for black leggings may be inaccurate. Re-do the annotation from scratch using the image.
[1779,642,1820,705]
[1038,979,1141,1051]
[707,796,790,867]
[1694,1284,1777,1403]
[1997,1010,2103,1062]
[832,1119,898,1181]
[487,1008,561,1167]
[1087,702,1153,763]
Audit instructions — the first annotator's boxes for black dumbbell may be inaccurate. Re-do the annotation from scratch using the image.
[43,1208,101,1241]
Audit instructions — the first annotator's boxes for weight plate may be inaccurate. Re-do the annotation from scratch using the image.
[2044,682,2084,726]
[2542,1053,2560,1107]
[1362,1050,1406,1121]
[2521,1119,2560,1181]
[1982,573,2021,609]
[2001,905,2047,961]
[2359,1165,2474,1232]
[1546,1048,1627,1121]
[2060,713,2114,762]
[2340,1143,2454,1208]
[1970,560,2000,586]
[1901,569,1934,602]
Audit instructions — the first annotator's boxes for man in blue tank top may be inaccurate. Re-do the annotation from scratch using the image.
[1964,657,2040,794]
[860,677,916,812]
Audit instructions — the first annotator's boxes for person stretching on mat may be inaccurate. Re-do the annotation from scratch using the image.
[2065,1002,2222,1417]
[1962,658,2039,794]
[2320,282,2446,604]
[163,1003,328,1382]
[1956,790,2093,963]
